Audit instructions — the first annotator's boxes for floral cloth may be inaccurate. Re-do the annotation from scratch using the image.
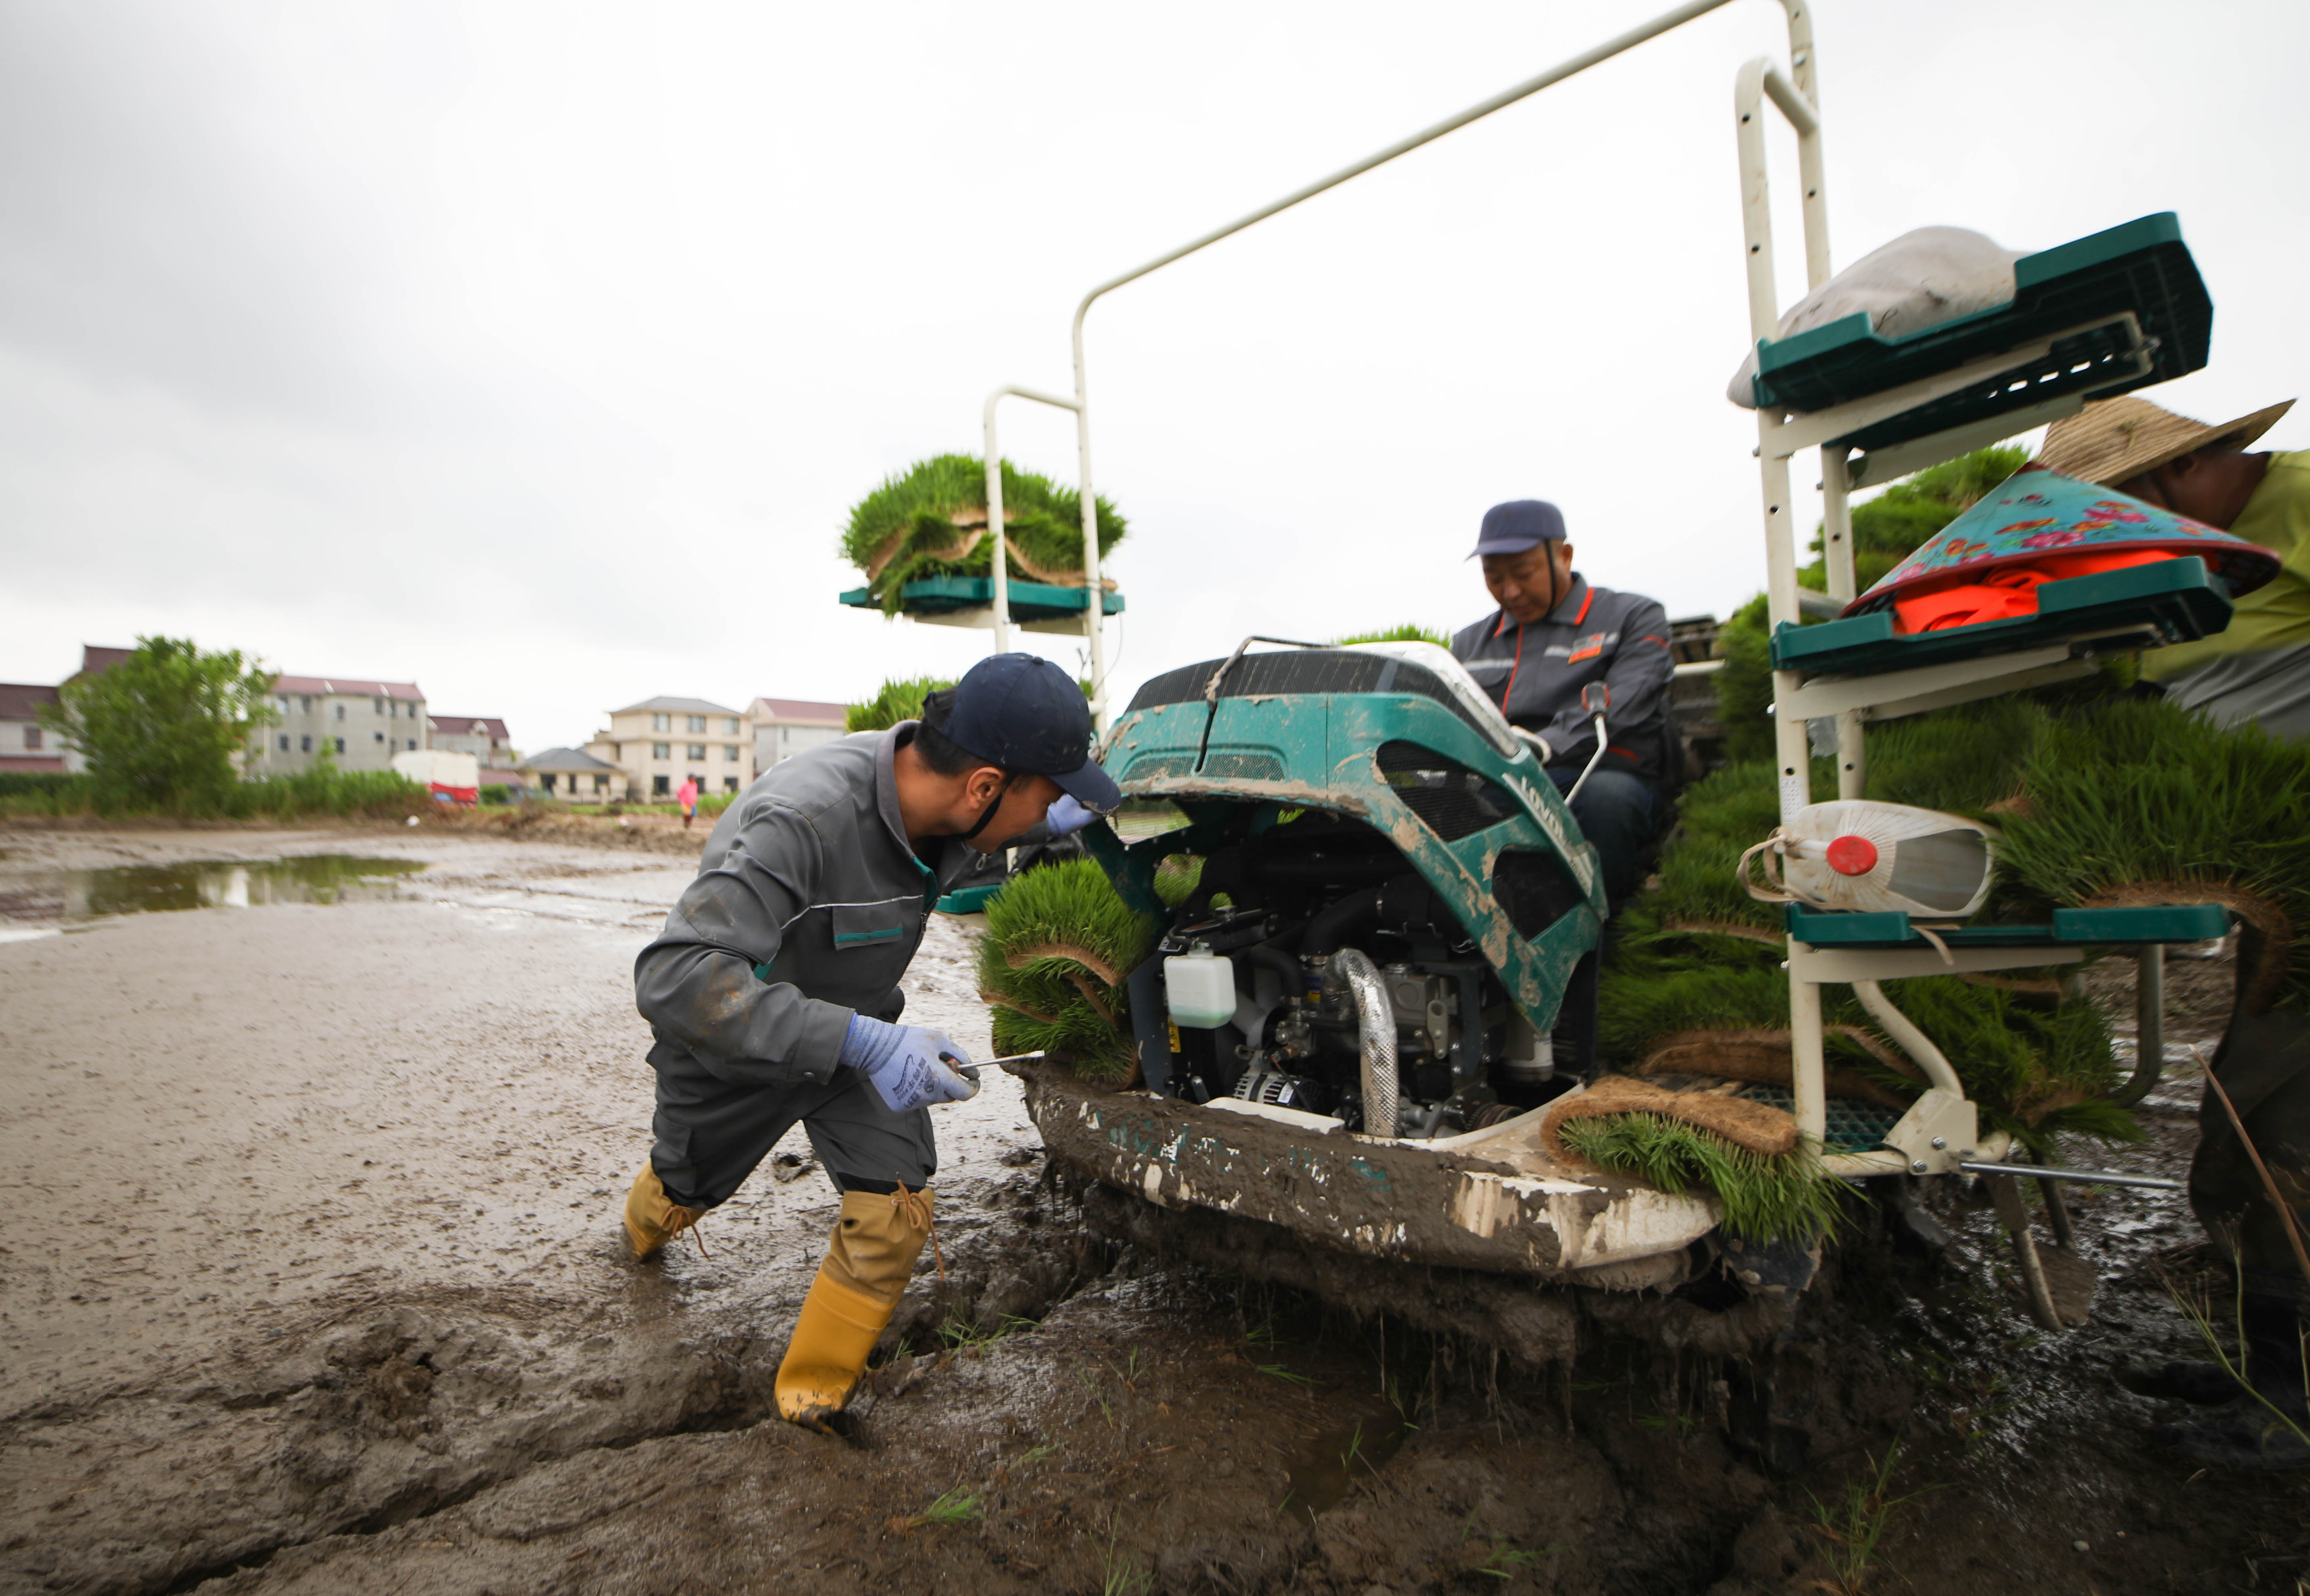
[1848,465,2281,618]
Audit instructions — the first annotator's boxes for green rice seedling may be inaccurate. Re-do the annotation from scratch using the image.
[1101,1523,1154,1596]
[978,857,1154,1082]
[1477,1540,1542,1581]
[1998,697,2310,1006]
[1591,683,2243,1149]
[1152,852,1204,908]
[1332,624,1450,646]
[1556,1114,1845,1242]
[936,1314,1038,1353]
[2162,1266,2310,1452]
[1805,1443,1934,1595]
[919,1488,982,1527]
[846,675,954,733]
[840,453,1127,614]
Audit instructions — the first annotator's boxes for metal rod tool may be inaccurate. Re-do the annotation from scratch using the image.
[942,1049,1047,1084]
[1957,1159,2182,1192]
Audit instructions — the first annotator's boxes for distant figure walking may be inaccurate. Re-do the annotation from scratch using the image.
[676,776,699,829]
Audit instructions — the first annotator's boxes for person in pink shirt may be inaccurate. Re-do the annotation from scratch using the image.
[675,776,699,829]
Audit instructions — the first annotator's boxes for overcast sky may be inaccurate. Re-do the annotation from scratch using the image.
[3,0,2304,751]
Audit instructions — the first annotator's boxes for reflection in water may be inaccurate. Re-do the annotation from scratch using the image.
[60,856,427,920]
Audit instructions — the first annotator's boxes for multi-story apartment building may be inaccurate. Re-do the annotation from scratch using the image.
[586,696,754,799]
[428,714,519,770]
[249,675,427,774]
[748,697,848,771]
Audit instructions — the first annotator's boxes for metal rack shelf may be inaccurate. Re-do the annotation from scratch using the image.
[1748,212,2209,423]
[838,576,1125,637]
[1732,44,2231,1174]
[1786,902,2228,952]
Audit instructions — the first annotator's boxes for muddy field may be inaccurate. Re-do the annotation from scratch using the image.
[2,819,2303,1595]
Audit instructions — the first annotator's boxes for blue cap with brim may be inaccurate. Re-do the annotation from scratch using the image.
[1469,499,1567,558]
[941,653,1123,812]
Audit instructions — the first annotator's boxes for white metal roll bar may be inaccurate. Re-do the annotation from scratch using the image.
[1039,0,1821,727]
[981,384,1083,656]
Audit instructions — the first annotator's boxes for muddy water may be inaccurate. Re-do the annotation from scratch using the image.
[53,855,427,919]
[0,825,2302,1595]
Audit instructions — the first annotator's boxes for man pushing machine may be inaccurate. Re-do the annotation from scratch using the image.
[617,653,1118,1428]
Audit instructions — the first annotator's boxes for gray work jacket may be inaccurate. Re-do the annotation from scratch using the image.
[633,725,979,1091]
[1449,574,1675,785]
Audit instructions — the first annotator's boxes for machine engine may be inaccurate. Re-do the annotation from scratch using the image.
[1139,806,1591,1138]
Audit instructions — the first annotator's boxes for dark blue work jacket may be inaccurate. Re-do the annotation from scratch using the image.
[1449,574,1675,786]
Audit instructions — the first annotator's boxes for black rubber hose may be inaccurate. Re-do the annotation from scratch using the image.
[1243,942,1305,997]
[1300,886,1383,956]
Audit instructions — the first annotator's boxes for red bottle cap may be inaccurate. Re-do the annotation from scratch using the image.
[1826,835,1879,876]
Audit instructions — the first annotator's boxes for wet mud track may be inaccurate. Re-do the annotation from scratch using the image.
[2,826,2303,1593]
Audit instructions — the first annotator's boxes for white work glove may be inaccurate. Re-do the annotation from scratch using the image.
[1045,794,1098,837]
[838,1016,980,1111]
[1512,726,1553,762]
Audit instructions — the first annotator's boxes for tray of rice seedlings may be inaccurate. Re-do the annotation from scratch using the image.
[977,857,1154,1084]
[841,454,1127,615]
[1551,1107,1846,1243]
[1597,688,2310,1184]
[846,676,954,733]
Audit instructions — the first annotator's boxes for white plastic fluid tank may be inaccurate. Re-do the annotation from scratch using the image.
[1164,950,1238,1030]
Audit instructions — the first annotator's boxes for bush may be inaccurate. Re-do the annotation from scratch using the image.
[480,784,511,806]
[0,771,86,800]
[224,766,427,820]
[0,772,96,817]
[0,749,425,821]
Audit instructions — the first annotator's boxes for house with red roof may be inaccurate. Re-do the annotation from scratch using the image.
[0,681,69,773]
[427,714,519,770]
[748,696,848,772]
[251,673,427,775]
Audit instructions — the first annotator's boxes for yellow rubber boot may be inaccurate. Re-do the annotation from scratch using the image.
[622,1163,706,1259]
[775,1185,934,1427]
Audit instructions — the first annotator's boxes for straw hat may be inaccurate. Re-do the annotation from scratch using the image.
[2038,394,2294,487]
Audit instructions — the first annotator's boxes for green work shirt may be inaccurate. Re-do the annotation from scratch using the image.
[2144,450,2310,681]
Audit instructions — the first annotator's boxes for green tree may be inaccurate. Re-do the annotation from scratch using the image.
[40,636,279,813]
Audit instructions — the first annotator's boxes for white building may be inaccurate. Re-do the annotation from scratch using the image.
[428,714,519,770]
[249,674,428,775]
[748,697,848,771]
[0,682,71,774]
[586,696,754,799]
[524,746,622,800]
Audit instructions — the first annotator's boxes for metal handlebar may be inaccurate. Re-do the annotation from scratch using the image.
[1564,683,1612,805]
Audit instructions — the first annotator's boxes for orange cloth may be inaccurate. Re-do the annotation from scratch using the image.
[1891,549,2176,634]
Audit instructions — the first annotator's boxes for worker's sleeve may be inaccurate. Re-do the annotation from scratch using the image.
[1536,598,1675,766]
[632,800,854,1089]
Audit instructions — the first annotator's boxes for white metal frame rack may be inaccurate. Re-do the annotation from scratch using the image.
[1732,37,2189,1200]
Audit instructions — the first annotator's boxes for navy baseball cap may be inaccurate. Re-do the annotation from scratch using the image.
[1468,499,1567,558]
[940,653,1122,811]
